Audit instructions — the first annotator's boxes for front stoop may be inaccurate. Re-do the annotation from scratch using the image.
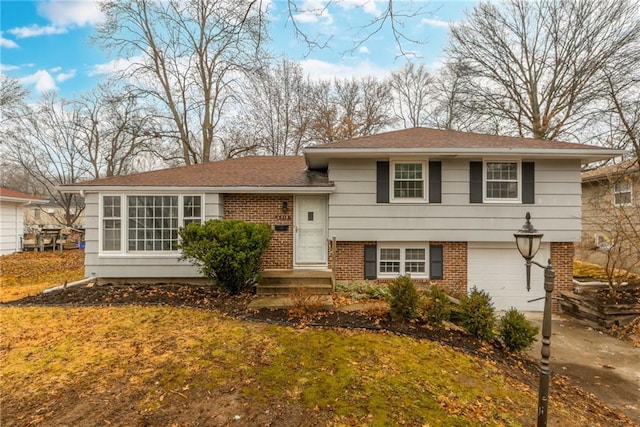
[257,269,334,295]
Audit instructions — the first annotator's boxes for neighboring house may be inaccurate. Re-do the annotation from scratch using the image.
[0,187,48,255]
[23,198,85,229]
[61,127,623,311]
[579,157,640,275]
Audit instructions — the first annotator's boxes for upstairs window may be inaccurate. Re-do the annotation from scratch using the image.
[614,180,632,206]
[485,161,520,202]
[392,161,425,200]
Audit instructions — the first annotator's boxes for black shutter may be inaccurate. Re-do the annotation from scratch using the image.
[522,162,535,204]
[429,161,442,203]
[429,245,443,279]
[376,161,390,203]
[364,244,377,279]
[469,161,483,203]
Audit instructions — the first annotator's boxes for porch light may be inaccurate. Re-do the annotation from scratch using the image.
[514,212,556,427]
[514,212,544,291]
[281,201,288,213]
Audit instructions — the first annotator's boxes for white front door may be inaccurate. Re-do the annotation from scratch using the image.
[294,196,327,266]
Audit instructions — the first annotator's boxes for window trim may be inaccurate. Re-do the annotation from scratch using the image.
[613,180,633,206]
[483,160,522,203]
[98,193,204,256]
[377,243,429,278]
[390,160,428,203]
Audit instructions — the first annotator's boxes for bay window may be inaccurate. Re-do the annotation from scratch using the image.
[101,194,202,253]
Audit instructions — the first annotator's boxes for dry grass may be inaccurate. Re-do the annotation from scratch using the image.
[0,251,84,302]
[0,305,602,427]
[573,259,640,282]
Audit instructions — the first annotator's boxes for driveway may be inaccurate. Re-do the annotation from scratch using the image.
[525,313,640,424]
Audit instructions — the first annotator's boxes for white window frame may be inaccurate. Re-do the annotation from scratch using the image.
[99,193,204,256]
[613,180,633,206]
[377,243,429,278]
[390,160,428,203]
[483,160,521,203]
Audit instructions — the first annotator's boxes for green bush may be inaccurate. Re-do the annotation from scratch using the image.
[421,286,452,325]
[336,281,389,300]
[178,220,272,294]
[499,308,540,352]
[387,275,421,321]
[459,287,496,341]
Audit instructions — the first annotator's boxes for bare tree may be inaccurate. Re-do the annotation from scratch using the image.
[285,1,433,59]
[390,63,433,128]
[0,75,29,124]
[3,94,89,226]
[238,59,315,155]
[95,0,267,165]
[308,77,395,144]
[447,0,640,140]
[74,84,160,177]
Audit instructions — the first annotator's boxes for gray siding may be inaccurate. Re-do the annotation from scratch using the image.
[327,158,582,242]
[84,192,223,279]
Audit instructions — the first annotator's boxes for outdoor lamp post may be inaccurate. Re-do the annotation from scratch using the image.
[514,212,556,427]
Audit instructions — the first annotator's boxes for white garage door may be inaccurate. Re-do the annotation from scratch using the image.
[467,242,550,312]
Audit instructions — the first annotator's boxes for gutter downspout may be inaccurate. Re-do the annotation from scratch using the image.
[42,275,96,294]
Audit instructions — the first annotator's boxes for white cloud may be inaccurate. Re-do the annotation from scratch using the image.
[56,70,77,82]
[49,66,62,73]
[18,70,58,93]
[292,0,333,25]
[358,46,369,54]
[89,56,143,76]
[37,0,104,27]
[8,25,67,38]
[421,18,457,30]
[339,0,380,16]
[299,58,391,80]
[0,33,19,48]
[0,64,20,72]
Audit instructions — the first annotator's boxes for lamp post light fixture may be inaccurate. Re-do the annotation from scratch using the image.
[514,212,556,427]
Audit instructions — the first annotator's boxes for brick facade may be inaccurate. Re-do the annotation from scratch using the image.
[223,194,574,312]
[551,241,575,312]
[223,193,294,270]
[332,241,468,298]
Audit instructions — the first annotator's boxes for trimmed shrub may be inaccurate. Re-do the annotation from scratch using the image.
[459,286,496,341]
[178,219,272,294]
[387,275,421,321]
[421,285,452,325]
[499,308,539,352]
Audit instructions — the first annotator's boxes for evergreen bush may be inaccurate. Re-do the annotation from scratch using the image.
[422,285,452,325]
[499,308,540,352]
[178,219,272,294]
[387,275,421,321]
[459,286,496,341]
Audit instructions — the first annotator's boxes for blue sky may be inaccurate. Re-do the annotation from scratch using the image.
[1,0,474,99]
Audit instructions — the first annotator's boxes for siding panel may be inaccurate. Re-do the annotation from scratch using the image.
[327,158,582,243]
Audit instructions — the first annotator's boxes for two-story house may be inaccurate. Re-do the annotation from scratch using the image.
[579,157,640,275]
[61,128,623,311]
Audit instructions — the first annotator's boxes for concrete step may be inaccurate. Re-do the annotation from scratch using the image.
[256,283,333,296]
[257,269,334,296]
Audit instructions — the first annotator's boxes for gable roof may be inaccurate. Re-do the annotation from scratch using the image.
[0,187,48,204]
[63,156,331,191]
[304,127,625,168]
[582,157,639,183]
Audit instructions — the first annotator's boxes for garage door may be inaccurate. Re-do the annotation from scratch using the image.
[467,242,550,312]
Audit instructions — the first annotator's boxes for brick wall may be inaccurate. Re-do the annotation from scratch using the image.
[551,241,575,312]
[223,193,293,269]
[332,241,468,297]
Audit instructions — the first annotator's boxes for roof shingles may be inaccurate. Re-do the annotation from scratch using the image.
[73,156,328,188]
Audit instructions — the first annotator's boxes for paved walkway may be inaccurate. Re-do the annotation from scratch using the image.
[525,313,640,424]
